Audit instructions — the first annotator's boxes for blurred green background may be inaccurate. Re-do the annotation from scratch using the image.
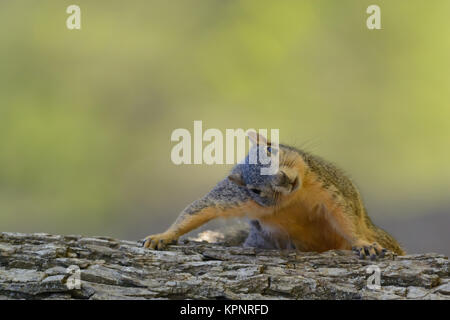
[1,1,449,255]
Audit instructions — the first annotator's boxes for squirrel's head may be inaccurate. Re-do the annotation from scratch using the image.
[227,131,303,208]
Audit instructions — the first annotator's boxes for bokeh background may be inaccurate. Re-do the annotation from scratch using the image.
[1,1,449,255]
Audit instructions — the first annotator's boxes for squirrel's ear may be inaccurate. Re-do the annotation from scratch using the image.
[246,130,268,146]
[228,173,245,186]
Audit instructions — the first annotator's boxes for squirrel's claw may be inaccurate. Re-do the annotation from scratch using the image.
[352,242,387,260]
[142,233,177,250]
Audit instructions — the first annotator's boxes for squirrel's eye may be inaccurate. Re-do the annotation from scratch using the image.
[267,146,277,156]
[250,188,261,195]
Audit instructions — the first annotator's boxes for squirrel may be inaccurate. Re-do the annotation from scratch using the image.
[143,131,405,260]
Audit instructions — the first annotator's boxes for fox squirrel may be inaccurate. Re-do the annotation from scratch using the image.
[143,131,405,260]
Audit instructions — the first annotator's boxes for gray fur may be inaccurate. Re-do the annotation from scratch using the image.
[244,220,296,250]
[183,144,297,249]
[229,145,280,207]
[184,178,252,215]
[185,145,279,215]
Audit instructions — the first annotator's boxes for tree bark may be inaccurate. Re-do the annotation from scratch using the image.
[0,232,449,300]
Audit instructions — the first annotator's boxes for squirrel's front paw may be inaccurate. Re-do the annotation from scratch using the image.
[142,233,178,250]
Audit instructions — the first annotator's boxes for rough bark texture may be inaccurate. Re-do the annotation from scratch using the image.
[0,232,449,300]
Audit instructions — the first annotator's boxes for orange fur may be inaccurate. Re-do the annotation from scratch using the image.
[145,137,404,256]
[259,175,354,252]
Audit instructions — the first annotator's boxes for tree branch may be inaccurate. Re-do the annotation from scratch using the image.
[0,232,448,299]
